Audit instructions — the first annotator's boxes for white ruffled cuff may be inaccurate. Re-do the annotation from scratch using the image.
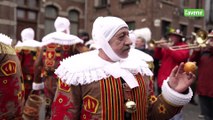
[161,78,193,106]
[32,82,44,90]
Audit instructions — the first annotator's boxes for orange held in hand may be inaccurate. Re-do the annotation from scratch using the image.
[183,62,197,73]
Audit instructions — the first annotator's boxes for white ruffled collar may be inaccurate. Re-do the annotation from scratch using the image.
[127,48,153,62]
[55,50,153,88]
[0,33,12,45]
[15,40,42,48]
[42,31,83,46]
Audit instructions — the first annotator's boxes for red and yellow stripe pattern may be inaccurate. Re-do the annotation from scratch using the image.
[100,74,147,120]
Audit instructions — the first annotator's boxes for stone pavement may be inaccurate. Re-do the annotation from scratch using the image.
[183,103,201,120]
[182,95,203,120]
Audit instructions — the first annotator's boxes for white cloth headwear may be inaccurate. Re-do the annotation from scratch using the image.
[21,28,35,42]
[42,17,83,46]
[17,28,42,48]
[133,27,151,42]
[54,16,70,34]
[0,33,12,45]
[92,16,128,62]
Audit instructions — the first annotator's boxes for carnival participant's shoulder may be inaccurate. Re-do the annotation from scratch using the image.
[128,48,153,62]
[0,33,16,55]
[0,33,13,45]
[121,56,153,77]
[55,50,109,85]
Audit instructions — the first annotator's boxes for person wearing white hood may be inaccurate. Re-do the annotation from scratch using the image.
[128,30,154,69]
[0,33,25,119]
[33,16,88,119]
[51,16,195,120]
[15,28,42,101]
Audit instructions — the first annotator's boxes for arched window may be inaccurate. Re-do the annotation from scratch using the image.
[68,10,79,35]
[44,6,58,35]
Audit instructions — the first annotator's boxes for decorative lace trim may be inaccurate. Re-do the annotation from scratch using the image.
[55,50,153,86]
[42,32,83,46]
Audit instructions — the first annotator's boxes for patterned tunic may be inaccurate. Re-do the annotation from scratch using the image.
[0,42,25,119]
[16,48,39,101]
[34,43,88,117]
[51,50,183,120]
[52,75,182,120]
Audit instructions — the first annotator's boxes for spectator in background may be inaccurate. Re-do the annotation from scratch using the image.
[79,31,90,45]
[154,29,190,120]
[134,28,159,94]
[135,36,146,49]
[189,31,213,120]
[0,33,25,119]
[154,29,190,94]
[129,30,155,76]
[134,27,153,56]
[185,34,198,106]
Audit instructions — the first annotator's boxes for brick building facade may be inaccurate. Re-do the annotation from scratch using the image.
[85,0,206,40]
[0,0,85,45]
[0,0,16,39]
[0,0,212,45]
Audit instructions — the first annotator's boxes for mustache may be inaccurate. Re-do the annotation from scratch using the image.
[123,46,131,51]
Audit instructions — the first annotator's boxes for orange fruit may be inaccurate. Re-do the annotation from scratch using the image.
[184,62,196,73]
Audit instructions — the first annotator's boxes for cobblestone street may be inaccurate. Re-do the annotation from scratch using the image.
[183,103,201,120]
[183,95,203,120]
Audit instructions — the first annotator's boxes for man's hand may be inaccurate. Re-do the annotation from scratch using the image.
[168,62,196,93]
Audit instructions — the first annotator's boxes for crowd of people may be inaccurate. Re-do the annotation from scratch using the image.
[0,15,212,120]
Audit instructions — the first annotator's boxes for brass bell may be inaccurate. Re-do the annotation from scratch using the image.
[125,99,136,113]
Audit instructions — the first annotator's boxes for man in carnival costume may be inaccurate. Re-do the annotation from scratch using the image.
[15,28,42,101]
[51,16,195,120]
[33,16,87,118]
[0,33,25,119]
